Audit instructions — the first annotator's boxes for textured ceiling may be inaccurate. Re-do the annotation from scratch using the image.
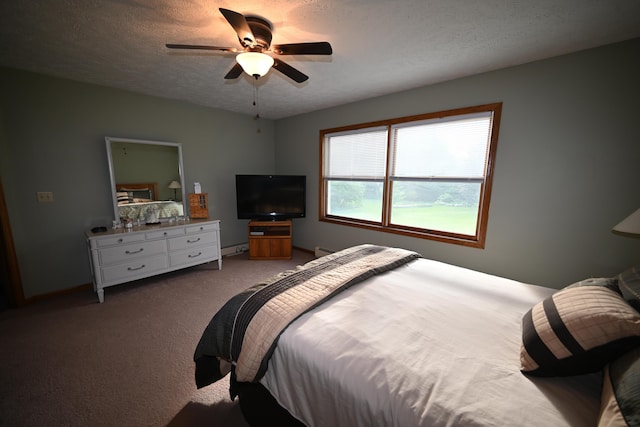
[1,0,640,119]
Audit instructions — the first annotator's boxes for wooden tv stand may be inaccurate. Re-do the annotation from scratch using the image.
[248,220,292,260]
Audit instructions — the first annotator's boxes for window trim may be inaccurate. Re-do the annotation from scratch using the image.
[319,103,502,249]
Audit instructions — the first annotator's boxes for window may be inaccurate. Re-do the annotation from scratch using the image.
[320,103,502,248]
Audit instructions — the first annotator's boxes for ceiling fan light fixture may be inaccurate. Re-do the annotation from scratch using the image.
[236,52,274,78]
[167,8,332,83]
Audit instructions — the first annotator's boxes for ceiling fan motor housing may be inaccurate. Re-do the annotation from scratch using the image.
[243,17,273,50]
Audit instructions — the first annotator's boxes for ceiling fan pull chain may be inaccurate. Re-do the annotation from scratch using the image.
[253,79,261,133]
[253,78,257,108]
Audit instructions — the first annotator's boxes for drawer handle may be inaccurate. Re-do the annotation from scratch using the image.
[187,238,201,244]
[125,248,144,254]
[188,252,202,258]
[127,264,146,271]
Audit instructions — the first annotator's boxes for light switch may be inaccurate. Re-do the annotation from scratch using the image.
[36,192,54,203]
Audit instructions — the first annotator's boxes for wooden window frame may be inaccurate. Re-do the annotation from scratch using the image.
[319,103,502,249]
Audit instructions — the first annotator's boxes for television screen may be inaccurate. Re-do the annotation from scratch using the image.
[235,175,306,220]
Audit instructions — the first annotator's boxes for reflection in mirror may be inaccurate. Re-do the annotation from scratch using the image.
[105,137,186,224]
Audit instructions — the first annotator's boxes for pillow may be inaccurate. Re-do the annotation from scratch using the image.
[618,265,640,312]
[598,346,640,427]
[520,283,640,376]
[564,277,620,292]
[116,191,132,203]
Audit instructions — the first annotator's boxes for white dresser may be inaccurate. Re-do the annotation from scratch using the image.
[86,219,222,303]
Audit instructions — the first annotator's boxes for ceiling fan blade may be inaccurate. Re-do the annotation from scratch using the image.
[273,59,308,83]
[271,42,333,55]
[224,63,244,80]
[219,8,255,46]
[166,44,237,52]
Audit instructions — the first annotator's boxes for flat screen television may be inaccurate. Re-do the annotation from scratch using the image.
[235,174,306,221]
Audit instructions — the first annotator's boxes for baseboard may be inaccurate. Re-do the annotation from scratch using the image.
[221,243,249,257]
[293,246,314,256]
[17,246,318,306]
[314,246,334,258]
[23,283,93,306]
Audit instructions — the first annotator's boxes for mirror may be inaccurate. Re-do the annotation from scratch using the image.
[105,136,186,224]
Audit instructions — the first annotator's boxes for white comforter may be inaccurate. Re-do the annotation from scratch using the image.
[260,258,602,427]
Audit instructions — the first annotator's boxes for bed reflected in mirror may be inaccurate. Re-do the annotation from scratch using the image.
[105,137,186,224]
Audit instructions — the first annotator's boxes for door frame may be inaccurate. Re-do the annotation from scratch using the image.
[0,178,25,307]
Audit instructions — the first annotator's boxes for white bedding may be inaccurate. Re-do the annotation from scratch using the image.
[260,258,602,426]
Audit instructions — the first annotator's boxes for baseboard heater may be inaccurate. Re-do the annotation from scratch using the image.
[221,243,249,257]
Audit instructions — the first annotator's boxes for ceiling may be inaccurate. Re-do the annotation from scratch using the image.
[1,1,640,120]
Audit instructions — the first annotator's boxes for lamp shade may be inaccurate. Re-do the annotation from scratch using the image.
[612,208,640,235]
[236,52,274,77]
[168,180,181,201]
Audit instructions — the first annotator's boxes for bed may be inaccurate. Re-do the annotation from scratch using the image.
[194,244,640,426]
[115,182,184,221]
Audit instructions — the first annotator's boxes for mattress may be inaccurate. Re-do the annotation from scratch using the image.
[259,258,602,426]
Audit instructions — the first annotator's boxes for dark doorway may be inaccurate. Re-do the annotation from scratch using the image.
[0,178,24,309]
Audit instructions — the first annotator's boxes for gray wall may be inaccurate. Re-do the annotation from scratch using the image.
[275,38,640,289]
[1,38,639,299]
[0,67,275,298]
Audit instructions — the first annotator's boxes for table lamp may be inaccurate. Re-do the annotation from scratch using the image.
[168,180,181,201]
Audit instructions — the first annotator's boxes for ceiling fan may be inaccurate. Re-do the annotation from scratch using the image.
[166,8,333,83]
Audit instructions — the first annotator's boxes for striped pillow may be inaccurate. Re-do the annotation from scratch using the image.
[116,191,132,203]
[520,284,640,376]
[618,265,640,312]
[599,347,640,427]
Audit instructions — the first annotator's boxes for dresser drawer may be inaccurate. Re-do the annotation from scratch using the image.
[167,231,217,252]
[169,245,220,267]
[101,254,168,284]
[186,222,219,234]
[146,228,185,240]
[98,239,167,265]
[95,233,145,248]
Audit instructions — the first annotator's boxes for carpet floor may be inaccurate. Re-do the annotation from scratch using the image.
[0,250,315,427]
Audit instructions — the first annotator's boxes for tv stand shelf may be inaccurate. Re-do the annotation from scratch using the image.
[248,220,292,260]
